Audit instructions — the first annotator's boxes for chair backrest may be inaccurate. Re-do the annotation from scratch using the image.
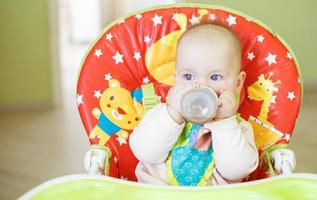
[77,5,302,181]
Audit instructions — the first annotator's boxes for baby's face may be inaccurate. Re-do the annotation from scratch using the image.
[175,25,245,96]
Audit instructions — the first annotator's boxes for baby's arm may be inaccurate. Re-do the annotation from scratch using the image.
[130,84,195,164]
[204,116,259,181]
[129,103,185,164]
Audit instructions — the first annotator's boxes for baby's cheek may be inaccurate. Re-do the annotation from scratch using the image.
[215,80,236,93]
[174,74,183,83]
[206,84,222,96]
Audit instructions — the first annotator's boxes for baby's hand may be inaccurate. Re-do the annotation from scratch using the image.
[214,90,239,120]
[166,84,197,124]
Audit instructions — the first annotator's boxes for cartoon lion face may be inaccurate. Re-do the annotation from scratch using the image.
[99,79,144,130]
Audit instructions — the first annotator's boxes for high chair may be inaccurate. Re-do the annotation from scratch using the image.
[79,4,300,181]
[19,4,317,200]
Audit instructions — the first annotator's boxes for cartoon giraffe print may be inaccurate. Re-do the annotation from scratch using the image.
[247,72,281,126]
[247,72,283,150]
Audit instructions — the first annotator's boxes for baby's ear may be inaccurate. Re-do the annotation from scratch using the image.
[235,71,246,93]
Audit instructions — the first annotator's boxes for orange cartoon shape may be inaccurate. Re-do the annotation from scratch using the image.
[247,72,283,150]
[145,9,208,86]
[89,79,144,146]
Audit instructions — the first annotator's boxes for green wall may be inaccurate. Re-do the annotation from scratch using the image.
[0,0,315,109]
[0,0,53,108]
[180,0,317,85]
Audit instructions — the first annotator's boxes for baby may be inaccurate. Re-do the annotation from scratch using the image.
[129,24,259,186]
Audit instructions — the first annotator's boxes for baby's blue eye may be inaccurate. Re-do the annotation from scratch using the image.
[210,74,222,81]
[184,73,194,81]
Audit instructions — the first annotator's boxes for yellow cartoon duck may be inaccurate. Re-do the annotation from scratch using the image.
[145,9,209,86]
[90,79,144,146]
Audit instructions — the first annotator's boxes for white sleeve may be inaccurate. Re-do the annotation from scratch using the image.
[129,103,185,164]
[204,116,259,181]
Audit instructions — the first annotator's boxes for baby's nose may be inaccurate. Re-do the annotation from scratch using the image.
[193,83,200,88]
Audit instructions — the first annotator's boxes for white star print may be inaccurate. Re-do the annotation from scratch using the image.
[144,35,151,44]
[151,14,162,26]
[116,137,127,146]
[271,95,277,104]
[77,94,83,106]
[105,73,112,80]
[286,52,292,60]
[135,14,142,20]
[93,90,102,99]
[172,13,180,21]
[287,91,295,101]
[189,15,199,25]
[143,77,150,84]
[133,51,141,61]
[114,156,118,163]
[265,52,277,66]
[247,52,255,61]
[283,134,290,142]
[209,13,216,21]
[297,77,300,83]
[257,35,265,43]
[226,15,237,26]
[94,49,102,58]
[106,33,113,41]
[112,51,124,64]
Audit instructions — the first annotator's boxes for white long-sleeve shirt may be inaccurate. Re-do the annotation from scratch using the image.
[129,103,259,185]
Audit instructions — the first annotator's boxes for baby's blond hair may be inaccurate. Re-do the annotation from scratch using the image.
[177,23,242,70]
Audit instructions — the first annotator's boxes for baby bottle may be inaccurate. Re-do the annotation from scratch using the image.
[181,87,219,124]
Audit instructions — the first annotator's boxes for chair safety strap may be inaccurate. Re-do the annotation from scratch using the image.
[141,83,159,112]
[261,143,289,177]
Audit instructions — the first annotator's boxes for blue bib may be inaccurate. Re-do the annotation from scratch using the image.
[168,124,214,186]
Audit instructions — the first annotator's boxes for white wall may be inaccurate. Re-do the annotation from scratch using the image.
[100,0,177,26]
